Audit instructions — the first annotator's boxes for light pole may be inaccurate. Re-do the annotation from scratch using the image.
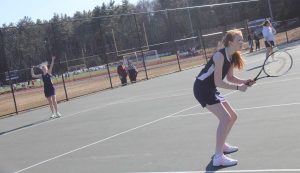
[185,0,195,38]
[267,0,274,19]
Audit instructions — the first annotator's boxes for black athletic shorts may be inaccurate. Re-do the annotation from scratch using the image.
[264,41,275,48]
[44,86,55,98]
[193,79,225,108]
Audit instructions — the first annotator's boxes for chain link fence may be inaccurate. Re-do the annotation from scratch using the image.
[1,4,300,117]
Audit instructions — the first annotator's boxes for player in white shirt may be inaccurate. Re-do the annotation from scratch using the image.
[262,20,276,60]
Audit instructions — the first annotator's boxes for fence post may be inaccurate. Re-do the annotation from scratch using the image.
[245,19,250,37]
[285,31,289,43]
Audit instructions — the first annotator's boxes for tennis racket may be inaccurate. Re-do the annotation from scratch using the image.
[36,61,49,69]
[248,48,293,84]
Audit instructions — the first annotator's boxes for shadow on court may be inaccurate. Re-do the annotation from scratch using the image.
[0,117,55,136]
[205,159,237,173]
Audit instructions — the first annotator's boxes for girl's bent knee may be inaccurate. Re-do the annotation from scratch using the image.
[220,116,231,124]
[232,115,237,122]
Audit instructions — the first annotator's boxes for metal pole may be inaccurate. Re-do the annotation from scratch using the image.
[185,0,195,43]
[105,61,113,88]
[98,18,113,88]
[64,53,69,71]
[143,22,149,49]
[267,0,274,19]
[198,29,208,63]
[165,9,181,71]
[133,13,149,80]
[51,23,69,101]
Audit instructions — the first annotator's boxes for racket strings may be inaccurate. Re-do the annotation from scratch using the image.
[264,51,292,76]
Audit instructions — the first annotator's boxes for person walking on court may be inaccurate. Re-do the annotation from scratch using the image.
[247,32,254,53]
[193,30,255,167]
[127,61,138,83]
[31,56,61,118]
[262,20,276,60]
[254,33,260,51]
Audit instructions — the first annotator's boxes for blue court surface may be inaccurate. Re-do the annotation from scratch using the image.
[1,41,300,173]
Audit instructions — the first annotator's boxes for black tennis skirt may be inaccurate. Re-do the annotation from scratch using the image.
[44,86,55,98]
[193,79,225,108]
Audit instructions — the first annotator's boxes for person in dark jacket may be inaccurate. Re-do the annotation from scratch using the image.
[127,61,138,83]
[253,33,260,51]
[117,62,128,86]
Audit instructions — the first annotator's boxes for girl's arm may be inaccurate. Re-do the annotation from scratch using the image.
[226,61,256,86]
[48,56,55,74]
[213,52,244,90]
[226,65,248,84]
[31,67,42,78]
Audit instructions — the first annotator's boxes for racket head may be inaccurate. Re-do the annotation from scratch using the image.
[37,61,49,69]
[263,50,293,77]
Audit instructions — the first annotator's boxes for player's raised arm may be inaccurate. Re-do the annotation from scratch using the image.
[48,56,56,74]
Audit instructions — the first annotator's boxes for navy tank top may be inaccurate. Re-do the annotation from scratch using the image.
[42,73,54,89]
[196,48,232,88]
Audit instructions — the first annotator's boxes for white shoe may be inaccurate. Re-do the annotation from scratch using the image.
[213,154,238,167]
[50,114,56,118]
[223,143,238,154]
[56,112,62,117]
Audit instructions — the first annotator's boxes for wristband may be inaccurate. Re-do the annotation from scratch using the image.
[237,85,239,90]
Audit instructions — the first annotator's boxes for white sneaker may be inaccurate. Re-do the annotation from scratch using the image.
[50,114,56,118]
[213,154,238,167]
[56,112,62,117]
[223,143,238,154]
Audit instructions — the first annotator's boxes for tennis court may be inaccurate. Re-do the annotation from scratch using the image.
[0,41,300,173]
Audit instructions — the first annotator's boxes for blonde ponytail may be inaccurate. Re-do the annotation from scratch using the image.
[222,29,245,70]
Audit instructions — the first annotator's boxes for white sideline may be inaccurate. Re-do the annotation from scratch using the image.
[172,102,300,118]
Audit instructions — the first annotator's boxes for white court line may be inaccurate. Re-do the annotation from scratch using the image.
[13,104,200,173]
[108,88,191,104]
[256,76,300,85]
[284,71,300,77]
[135,169,300,173]
[108,92,191,105]
[172,102,300,118]
[243,51,300,67]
